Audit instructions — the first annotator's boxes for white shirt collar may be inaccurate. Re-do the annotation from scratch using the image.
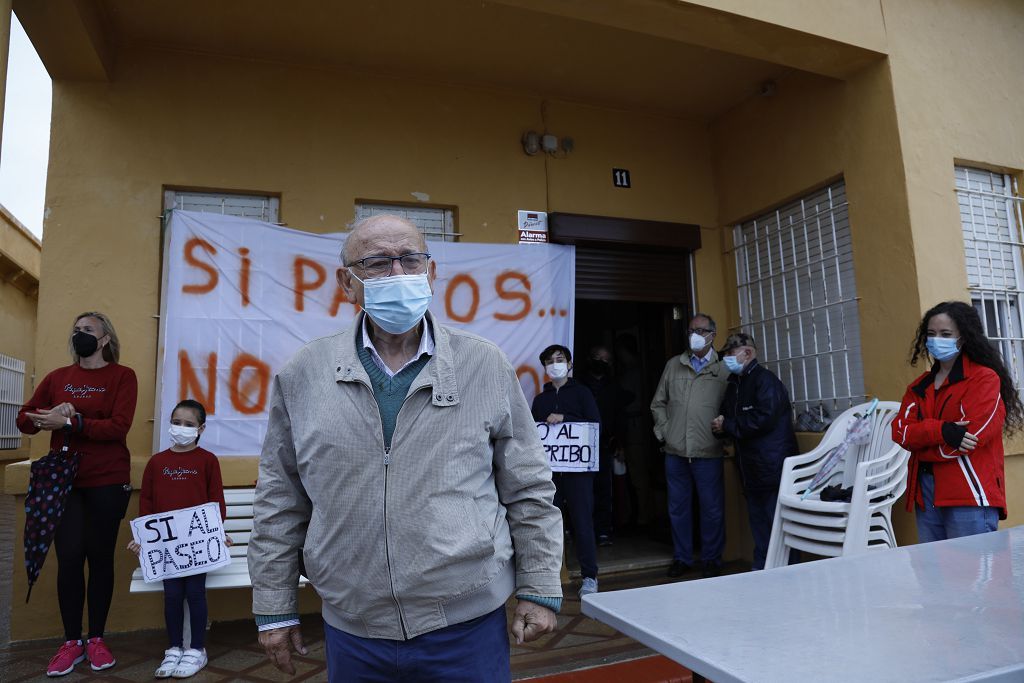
[361,315,435,378]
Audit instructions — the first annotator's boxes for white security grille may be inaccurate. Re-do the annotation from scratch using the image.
[164,190,280,223]
[0,353,26,449]
[956,166,1024,386]
[355,203,459,242]
[733,180,866,416]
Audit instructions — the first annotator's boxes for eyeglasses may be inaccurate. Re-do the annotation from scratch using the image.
[688,328,714,336]
[346,252,431,279]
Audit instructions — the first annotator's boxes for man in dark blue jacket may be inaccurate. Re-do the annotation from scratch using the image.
[531,344,603,596]
[712,332,798,570]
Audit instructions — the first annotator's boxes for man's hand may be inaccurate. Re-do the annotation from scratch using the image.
[259,625,307,675]
[546,413,564,425]
[127,541,141,556]
[510,601,557,645]
[711,415,725,434]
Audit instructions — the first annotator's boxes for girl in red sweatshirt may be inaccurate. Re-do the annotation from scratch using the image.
[129,399,227,679]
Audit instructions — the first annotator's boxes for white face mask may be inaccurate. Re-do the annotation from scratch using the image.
[689,332,708,352]
[169,424,200,446]
[352,272,433,334]
[547,362,569,379]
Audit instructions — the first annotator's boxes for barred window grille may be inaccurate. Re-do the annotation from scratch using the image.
[355,203,459,242]
[164,190,280,223]
[956,166,1024,387]
[732,180,866,417]
[0,353,27,449]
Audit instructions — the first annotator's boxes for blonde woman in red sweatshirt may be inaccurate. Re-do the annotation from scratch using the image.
[18,311,138,677]
[129,399,229,679]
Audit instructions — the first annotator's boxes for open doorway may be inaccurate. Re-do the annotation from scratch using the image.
[571,299,690,574]
[548,212,702,576]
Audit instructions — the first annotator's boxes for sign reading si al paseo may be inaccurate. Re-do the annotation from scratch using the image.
[130,503,231,583]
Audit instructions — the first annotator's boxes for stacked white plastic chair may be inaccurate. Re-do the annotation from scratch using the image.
[764,401,910,569]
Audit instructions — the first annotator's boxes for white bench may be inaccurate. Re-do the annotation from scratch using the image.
[129,487,308,645]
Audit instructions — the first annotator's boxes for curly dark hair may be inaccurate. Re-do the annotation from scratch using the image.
[909,300,1024,434]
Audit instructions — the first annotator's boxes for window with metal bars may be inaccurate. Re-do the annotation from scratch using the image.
[163,190,280,223]
[732,179,866,418]
[0,353,26,449]
[956,165,1024,387]
[355,203,459,242]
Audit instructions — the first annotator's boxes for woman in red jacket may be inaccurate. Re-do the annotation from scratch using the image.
[18,312,137,677]
[892,301,1023,543]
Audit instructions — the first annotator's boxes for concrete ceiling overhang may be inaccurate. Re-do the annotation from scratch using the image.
[14,0,886,120]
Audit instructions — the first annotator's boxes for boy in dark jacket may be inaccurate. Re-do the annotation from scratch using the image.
[531,344,602,596]
[712,332,798,570]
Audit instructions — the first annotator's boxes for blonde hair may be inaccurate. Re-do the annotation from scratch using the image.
[70,312,121,364]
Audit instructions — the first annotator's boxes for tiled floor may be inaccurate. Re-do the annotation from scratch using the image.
[1,502,741,682]
[0,560,741,682]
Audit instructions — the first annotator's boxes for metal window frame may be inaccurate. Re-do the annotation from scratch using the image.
[732,180,866,417]
[0,353,26,449]
[354,201,460,242]
[163,189,281,224]
[957,166,1024,387]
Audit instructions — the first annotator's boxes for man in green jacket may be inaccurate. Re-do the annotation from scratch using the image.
[651,313,730,578]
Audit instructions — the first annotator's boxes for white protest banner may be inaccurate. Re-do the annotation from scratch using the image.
[130,503,231,583]
[538,421,600,473]
[156,211,575,456]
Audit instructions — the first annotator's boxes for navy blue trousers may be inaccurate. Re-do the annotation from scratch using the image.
[554,471,598,579]
[324,605,510,682]
[745,488,779,571]
[664,455,725,566]
[163,573,208,649]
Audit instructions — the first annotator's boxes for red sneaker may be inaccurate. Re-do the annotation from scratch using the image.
[86,637,116,671]
[46,640,85,677]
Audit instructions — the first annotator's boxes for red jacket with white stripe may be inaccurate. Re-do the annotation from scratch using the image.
[892,354,1007,519]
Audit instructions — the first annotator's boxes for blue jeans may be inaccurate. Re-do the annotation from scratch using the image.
[664,455,725,565]
[916,472,998,543]
[163,573,207,649]
[323,606,510,682]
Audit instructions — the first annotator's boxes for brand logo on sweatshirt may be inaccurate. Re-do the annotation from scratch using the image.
[162,466,198,481]
[64,383,107,399]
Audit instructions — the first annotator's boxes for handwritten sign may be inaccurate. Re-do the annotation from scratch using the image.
[538,421,600,473]
[157,211,575,455]
[130,503,230,583]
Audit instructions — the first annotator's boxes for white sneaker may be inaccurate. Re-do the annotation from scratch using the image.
[579,577,599,597]
[171,648,207,678]
[155,647,183,678]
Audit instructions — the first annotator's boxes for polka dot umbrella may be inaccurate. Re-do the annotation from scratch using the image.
[23,434,80,602]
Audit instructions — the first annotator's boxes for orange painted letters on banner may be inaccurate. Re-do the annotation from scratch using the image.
[293,257,327,312]
[182,238,218,294]
[229,353,270,415]
[494,271,532,321]
[179,350,217,414]
[446,273,480,323]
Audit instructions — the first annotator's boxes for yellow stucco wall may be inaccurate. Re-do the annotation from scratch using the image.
[7,0,1024,642]
[710,0,1024,540]
[0,207,40,465]
[9,45,726,639]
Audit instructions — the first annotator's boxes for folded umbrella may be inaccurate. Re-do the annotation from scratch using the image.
[801,398,879,501]
[24,433,79,602]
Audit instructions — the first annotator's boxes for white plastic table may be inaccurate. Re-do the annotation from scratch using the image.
[582,526,1024,682]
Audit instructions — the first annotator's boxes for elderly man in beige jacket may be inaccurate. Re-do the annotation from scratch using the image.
[248,215,563,682]
[651,313,730,579]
